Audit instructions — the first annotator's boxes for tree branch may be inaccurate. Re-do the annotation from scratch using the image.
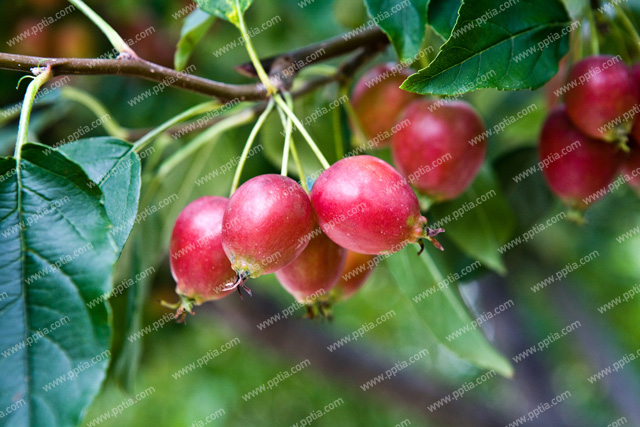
[128,47,380,140]
[235,27,388,77]
[0,27,388,102]
[0,53,267,101]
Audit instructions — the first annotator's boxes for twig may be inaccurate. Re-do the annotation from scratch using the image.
[0,28,387,101]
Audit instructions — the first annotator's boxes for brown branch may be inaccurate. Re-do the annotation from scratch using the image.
[127,47,380,140]
[0,28,388,102]
[235,27,389,77]
[0,53,267,101]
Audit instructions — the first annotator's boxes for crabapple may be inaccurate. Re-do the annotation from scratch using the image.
[169,197,236,312]
[564,55,639,143]
[539,106,623,210]
[222,174,315,293]
[351,63,418,147]
[275,227,347,303]
[391,99,486,201]
[310,155,444,255]
[331,251,377,301]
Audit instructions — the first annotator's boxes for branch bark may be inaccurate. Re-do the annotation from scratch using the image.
[127,47,380,140]
[0,53,267,101]
[235,27,388,77]
[0,28,388,102]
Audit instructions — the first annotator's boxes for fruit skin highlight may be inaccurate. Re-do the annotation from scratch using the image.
[330,251,377,302]
[275,227,347,303]
[351,63,418,147]
[222,174,315,291]
[391,99,487,201]
[310,155,444,255]
[169,197,236,313]
[564,55,639,143]
[539,106,623,210]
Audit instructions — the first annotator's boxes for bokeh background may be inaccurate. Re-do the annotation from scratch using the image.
[2,0,640,426]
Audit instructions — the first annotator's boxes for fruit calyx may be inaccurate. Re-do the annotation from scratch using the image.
[410,215,445,254]
[222,271,253,299]
[420,226,446,254]
[304,300,333,321]
[160,294,197,323]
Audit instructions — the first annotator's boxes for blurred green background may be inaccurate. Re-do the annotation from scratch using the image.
[2,0,640,426]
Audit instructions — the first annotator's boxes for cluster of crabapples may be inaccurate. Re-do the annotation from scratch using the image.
[168,62,492,317]
[541,55,640,211]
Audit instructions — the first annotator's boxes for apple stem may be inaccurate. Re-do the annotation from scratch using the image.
[339,86,368,147]
[613,5,640,51]
[586,8,600,56]
[60,87,130,140]
[234,0,276,95]
[332,101,345,159]
[230,99,275,195]
[275,97,309,192]
[273,94,331,169]
[68,0,137,58]
[280,93,294,176]
[134,100,223,153]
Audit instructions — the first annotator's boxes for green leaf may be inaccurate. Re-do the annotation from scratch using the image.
[402,0,572,95]
[430,167,516,275]
[174,8,216,71]
[0,143,116,426]
[387,248,513,377]
[58,137,141,254]
[200,0,253,25]
[364,0,430,61]
[427,0,462,39]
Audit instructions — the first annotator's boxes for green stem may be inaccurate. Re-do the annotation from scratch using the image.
[298,64,337,78]
[133,100,222,153]
[141,133,172,179]
[234,0,275,94]
[332,91,345,160]
[68,0,136,56]
[275,98,308,192]
[229,99,275,195]
[156,108,256,183]
[289,138,308,192]
[280,96,293,176]
[614,5,640,50]
[135,111,253,227]
[586,10,600,55]
[570,26,583,64]
[15,68,52,159]
[60,86,129,139]
[339,86,367,147]
[273,94,330,169]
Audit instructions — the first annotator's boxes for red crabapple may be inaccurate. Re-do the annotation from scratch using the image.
[564,55,639,143]
[391,99,487,201]
[539,106,623,210]
[169,196,236,315]
[331,251,377,301]
[351,63,418,147]
[222,174,315,294]
[275,226,347,303]
[310,155,444,255]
